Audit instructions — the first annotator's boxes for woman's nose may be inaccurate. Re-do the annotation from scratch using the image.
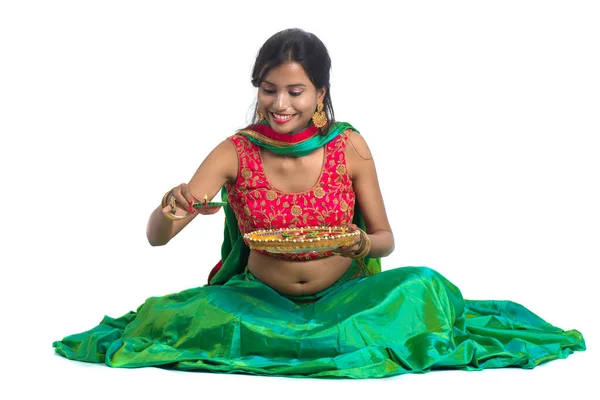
[273,93,289,110]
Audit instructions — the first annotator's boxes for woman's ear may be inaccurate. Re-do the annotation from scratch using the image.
[317,87,327,104]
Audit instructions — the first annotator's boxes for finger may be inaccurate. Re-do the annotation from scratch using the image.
[336,244,353,253]
[338,242,358,253]
[180,184,198,207]
[173,186,195,213]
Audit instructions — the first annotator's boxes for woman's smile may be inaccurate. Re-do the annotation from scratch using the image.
[270,111,298,125]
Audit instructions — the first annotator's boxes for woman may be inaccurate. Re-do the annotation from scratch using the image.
[53,28,585,379]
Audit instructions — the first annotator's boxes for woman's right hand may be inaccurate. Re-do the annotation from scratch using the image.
[163,183,222,216]
[163,183,197,215]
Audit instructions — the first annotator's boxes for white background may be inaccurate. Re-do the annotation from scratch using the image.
[1,1,598,399]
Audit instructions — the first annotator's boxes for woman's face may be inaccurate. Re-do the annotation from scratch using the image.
[257,62,326,134]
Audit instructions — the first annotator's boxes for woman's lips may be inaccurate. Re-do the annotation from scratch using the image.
[270,112,297,124]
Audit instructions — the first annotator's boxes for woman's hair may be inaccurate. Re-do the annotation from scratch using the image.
[251,28,335,133]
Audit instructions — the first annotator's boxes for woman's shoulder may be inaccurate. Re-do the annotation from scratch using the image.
[208,137,239,161]
[344,129,373,161]
[226,131,253,147]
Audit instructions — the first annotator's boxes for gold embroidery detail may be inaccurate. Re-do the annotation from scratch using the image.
[266,190,277,201]
[291,205,302,217]
[229,135,356,256]
[340,200,348,211]
[241,168,252,179]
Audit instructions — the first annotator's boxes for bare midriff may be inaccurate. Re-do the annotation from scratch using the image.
[247,251,353,296]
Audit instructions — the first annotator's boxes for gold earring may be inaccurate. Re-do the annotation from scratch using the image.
[311,103,327,128]
[256,109,265,121]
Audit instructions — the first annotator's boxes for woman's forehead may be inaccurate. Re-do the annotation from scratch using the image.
[262,62,312,87]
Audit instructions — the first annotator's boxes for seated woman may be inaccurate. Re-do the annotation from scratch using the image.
[53,28,585,379]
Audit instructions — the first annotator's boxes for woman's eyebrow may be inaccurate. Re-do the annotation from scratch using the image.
[263,80,306,88]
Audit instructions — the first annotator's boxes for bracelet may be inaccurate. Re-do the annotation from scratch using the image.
[161,190,173,208]
[356,234,371,259]
[347,229,371,259]
[160,189,189,220]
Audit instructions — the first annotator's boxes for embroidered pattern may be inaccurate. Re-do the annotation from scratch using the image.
[225,130,355,261]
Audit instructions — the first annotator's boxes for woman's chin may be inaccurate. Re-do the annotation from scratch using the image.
[270,123,302,135]
[271,127,294,134]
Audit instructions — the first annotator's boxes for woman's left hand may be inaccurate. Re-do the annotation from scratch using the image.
[332,224,361,257]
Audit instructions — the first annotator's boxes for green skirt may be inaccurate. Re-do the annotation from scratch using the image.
[53,264,585,379]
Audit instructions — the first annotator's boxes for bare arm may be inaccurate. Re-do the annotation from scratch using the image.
[146,138,238,246]
[346,131,395,257]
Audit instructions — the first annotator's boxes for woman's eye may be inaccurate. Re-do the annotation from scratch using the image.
[290,91,302,97]
[262,88,276,94]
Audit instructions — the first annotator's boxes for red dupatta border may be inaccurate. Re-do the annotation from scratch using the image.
[237,123,320,147]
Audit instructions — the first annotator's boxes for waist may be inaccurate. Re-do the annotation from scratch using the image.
[255,249,332,260]
[246,251,357,297]
[245,257,365,302]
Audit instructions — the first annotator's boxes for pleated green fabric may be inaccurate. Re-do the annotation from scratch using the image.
[53,264,585,378]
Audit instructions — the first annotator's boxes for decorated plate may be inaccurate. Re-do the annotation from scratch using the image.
[243,226,359,253]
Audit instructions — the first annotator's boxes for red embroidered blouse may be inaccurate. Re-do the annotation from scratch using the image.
[225,130,355,261]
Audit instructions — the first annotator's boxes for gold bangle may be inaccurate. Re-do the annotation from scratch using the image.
[160,189,190,220]
[355,237,371,259]
[348,229,371,259]
[162,211,189,220]
[161,190,173,208]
